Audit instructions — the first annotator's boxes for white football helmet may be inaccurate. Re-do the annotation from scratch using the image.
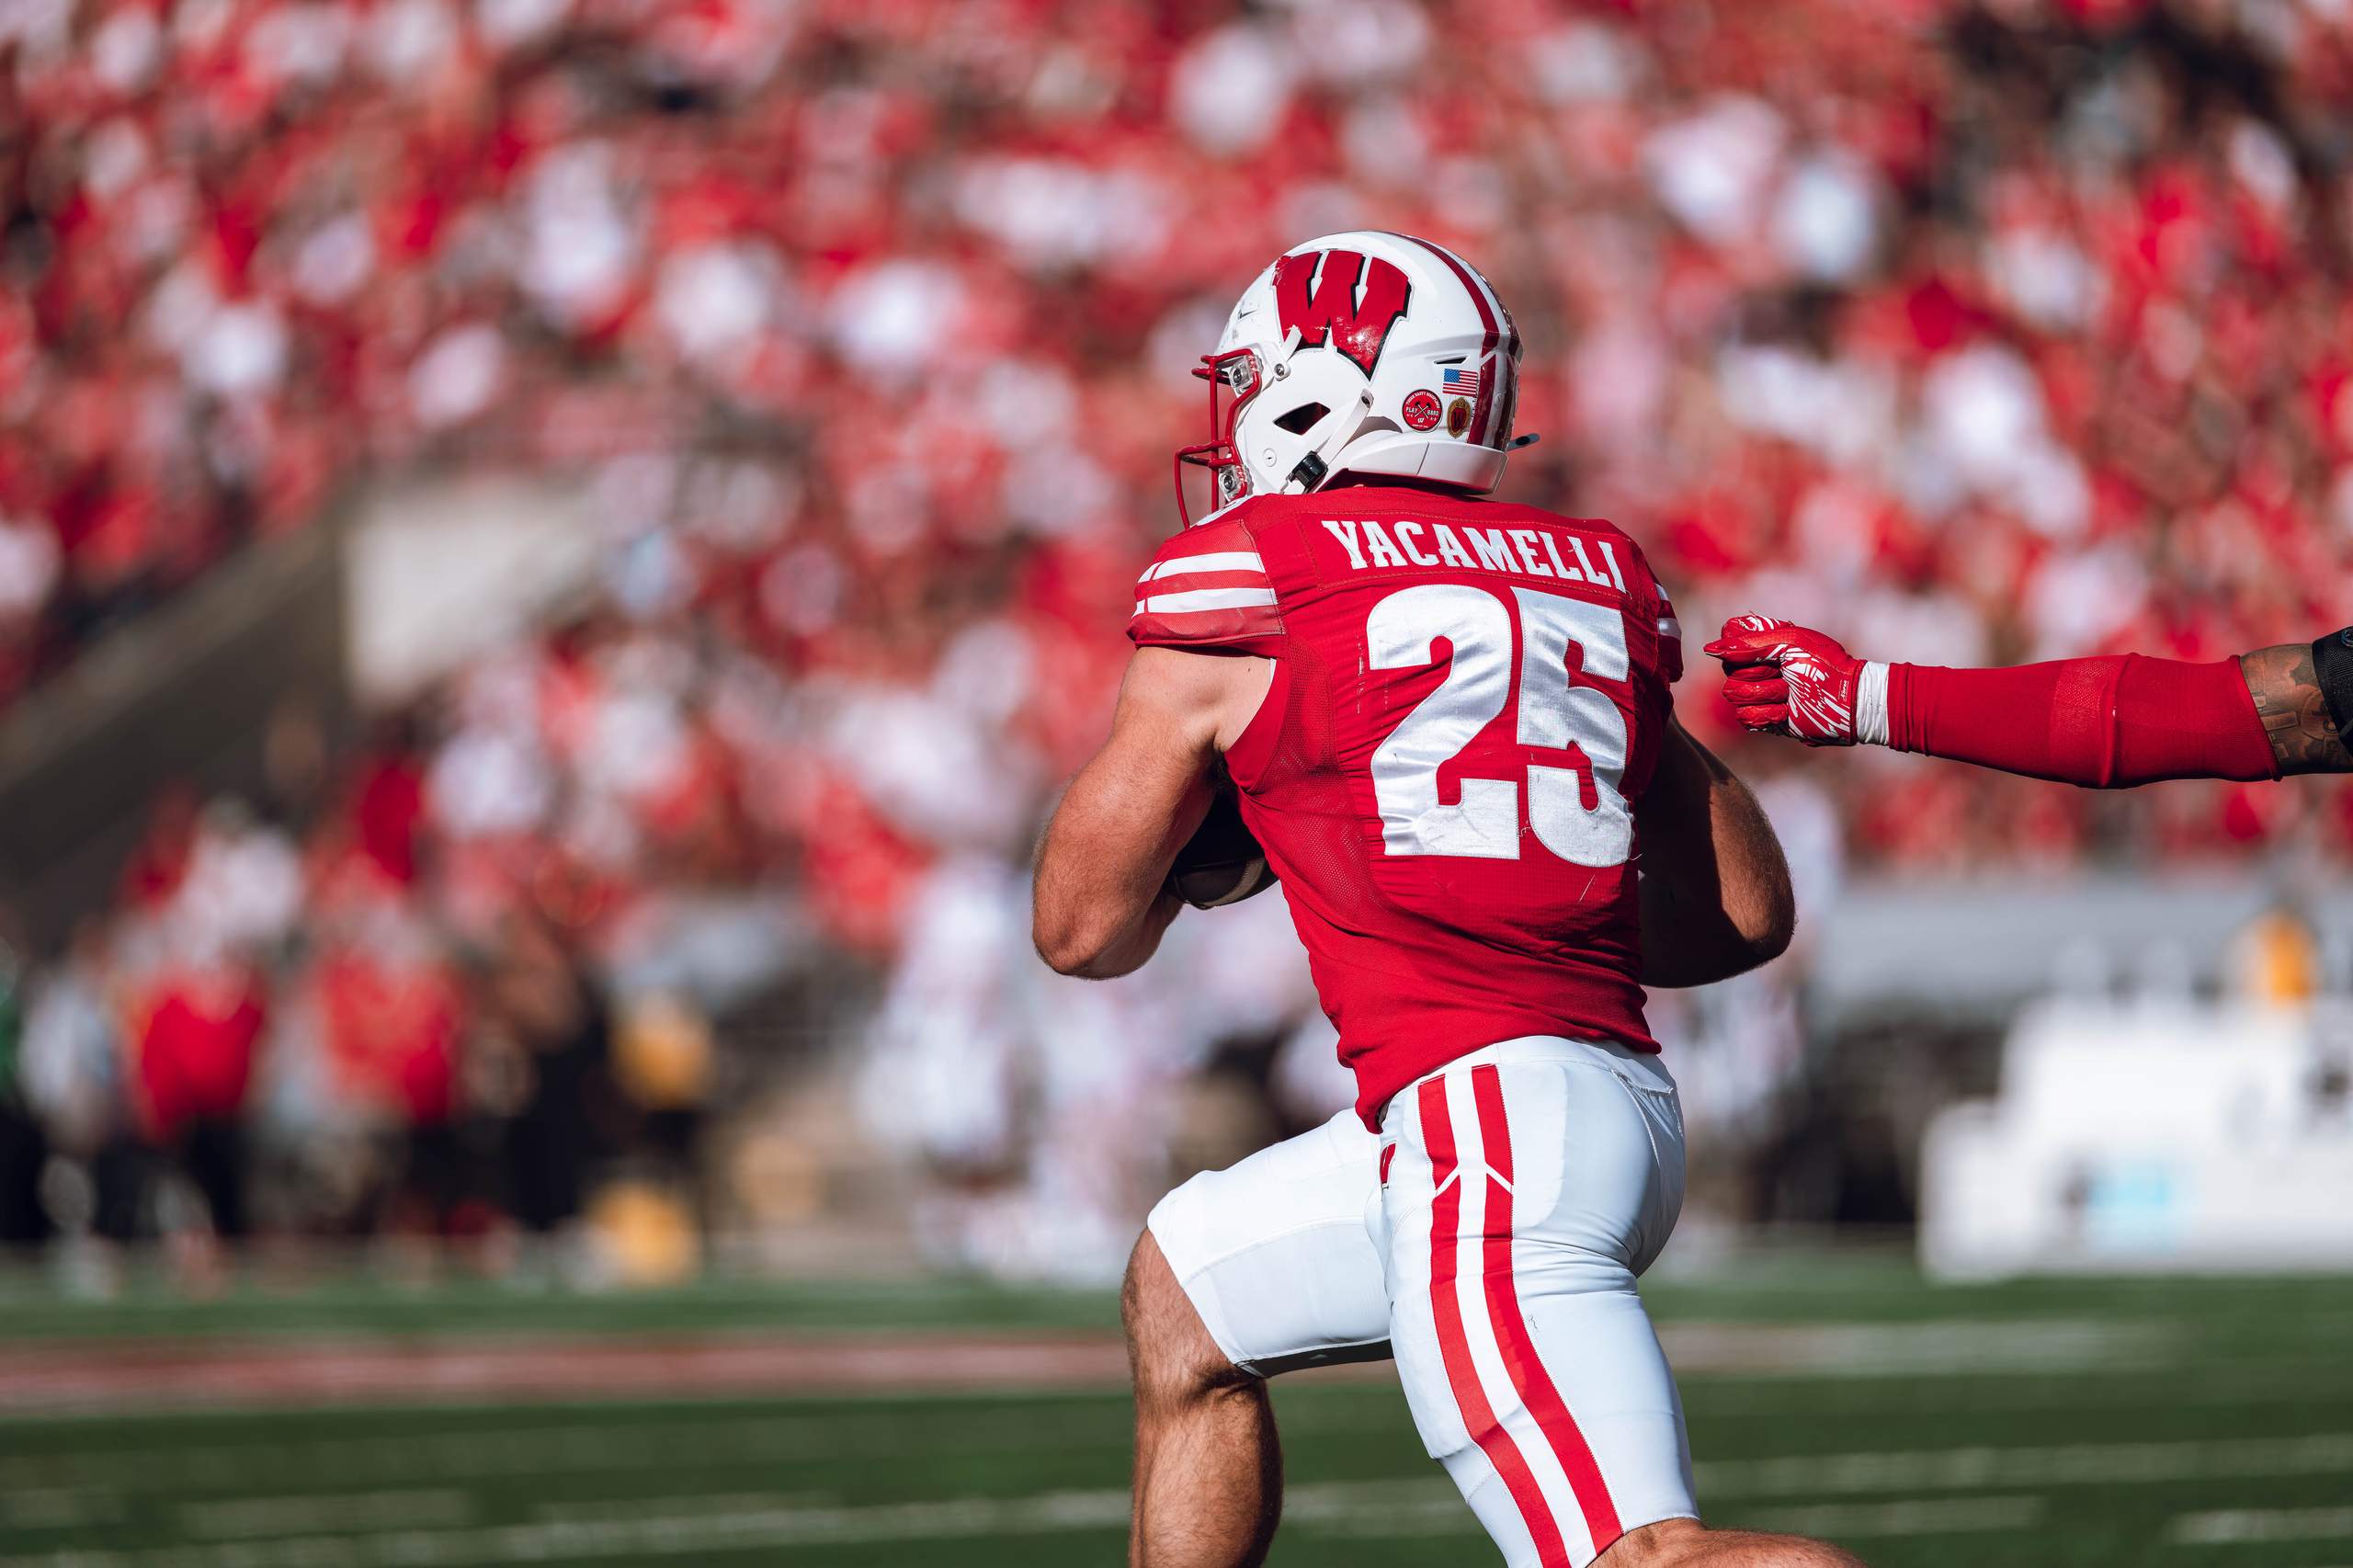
[1176,231,1527,525]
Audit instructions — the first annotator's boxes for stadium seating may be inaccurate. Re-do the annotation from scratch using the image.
[10,0,2353,1263]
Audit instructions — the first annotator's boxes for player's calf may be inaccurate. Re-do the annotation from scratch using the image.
[1122,1230,1281,1568]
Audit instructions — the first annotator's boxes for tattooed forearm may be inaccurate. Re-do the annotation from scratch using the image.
[2240,644,2353,775]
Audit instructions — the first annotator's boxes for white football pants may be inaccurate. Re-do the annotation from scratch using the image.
[1147,1036,1697,1565]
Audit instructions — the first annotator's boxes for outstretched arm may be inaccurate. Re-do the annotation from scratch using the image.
[1032,647,1263,979]
[1636,720,1797,987]
[1708,616,2295,785]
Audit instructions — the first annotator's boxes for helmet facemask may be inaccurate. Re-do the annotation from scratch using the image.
[1174,347,1262,528]
[1174,335,1377,527]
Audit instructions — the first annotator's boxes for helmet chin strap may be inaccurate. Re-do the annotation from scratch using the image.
[1282,385,1375,494]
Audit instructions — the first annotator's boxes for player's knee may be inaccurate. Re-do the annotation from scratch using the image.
[1123,1229,1256,1410]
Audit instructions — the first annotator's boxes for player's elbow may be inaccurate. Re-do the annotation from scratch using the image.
[1032,904,1131,979]
[1030,912,1097,977]
[1039,940,1141,982]
[1035,931,1116,979]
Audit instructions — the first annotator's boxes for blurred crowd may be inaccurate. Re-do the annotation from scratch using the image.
[6,0,2353,1273]
[0,728,719,1276]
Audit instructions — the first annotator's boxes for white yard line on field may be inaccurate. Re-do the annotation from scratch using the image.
[1738,1496,2047,1539]
[1280,1430,2353,1522]
[8,1424,2341,1567]
[2170,1507,2353,1545]
[1279,1489,2050,1542]
[1695,1430,2353,1498]
[7,1424,2349,1550]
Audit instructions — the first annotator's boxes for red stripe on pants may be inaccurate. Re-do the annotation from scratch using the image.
[1418,1075,1571,1565]
[1471,1064,1625,1554]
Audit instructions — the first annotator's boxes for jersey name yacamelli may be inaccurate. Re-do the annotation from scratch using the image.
[1131,487,1683,1126]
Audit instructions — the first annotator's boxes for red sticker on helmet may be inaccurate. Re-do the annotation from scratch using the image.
[1402,390,1442,431]
[1446,398,1472,437]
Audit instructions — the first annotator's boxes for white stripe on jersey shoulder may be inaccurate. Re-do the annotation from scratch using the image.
[1658,616,1683,639]
[1138,551,1267,585]
[1133,586,1279,616]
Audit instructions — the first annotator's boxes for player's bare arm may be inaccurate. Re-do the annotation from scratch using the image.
[2239,642,2353,775]
[1032,646,1269,979]
[1706,615,2293,786]
[1635,719,1795,987]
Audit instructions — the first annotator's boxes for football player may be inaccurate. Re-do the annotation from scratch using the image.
[1035,235,1863,1568]
[1704,616,2348,778]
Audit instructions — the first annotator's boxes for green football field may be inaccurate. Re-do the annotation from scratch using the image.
[2,1256,2349,1567]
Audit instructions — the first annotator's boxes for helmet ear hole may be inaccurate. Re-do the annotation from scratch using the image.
[1272,403,1329,436]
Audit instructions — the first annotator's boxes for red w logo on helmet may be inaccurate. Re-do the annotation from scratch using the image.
[1273,250,1410,376]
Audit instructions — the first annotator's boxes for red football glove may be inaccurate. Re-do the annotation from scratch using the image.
[1704,616,1874,746]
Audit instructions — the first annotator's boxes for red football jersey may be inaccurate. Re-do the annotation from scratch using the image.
[1130,487,1683,1128]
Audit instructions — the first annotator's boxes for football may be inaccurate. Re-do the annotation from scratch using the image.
[1167,786,1278,908]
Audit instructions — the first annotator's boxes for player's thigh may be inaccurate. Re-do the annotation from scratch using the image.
[1380,1043,1695,1568]
[1146,1108,1392,1376]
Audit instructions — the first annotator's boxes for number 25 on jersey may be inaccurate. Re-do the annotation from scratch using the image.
[1367,584,1632,869]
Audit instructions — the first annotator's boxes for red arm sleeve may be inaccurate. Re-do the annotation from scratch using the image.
[1888,654,2279,787]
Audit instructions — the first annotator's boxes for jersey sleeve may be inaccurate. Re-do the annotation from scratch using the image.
[1127,512,1287,655]
[1654,584,1684,685]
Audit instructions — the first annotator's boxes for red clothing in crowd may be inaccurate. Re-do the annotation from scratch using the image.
[137,969,266,1142]
[318,949,465,1127]
[353,755,427,886]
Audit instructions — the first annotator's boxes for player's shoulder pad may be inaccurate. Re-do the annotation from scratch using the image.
[1129,505,1286,654]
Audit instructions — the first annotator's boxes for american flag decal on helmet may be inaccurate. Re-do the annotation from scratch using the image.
[1442,365,1482,397]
